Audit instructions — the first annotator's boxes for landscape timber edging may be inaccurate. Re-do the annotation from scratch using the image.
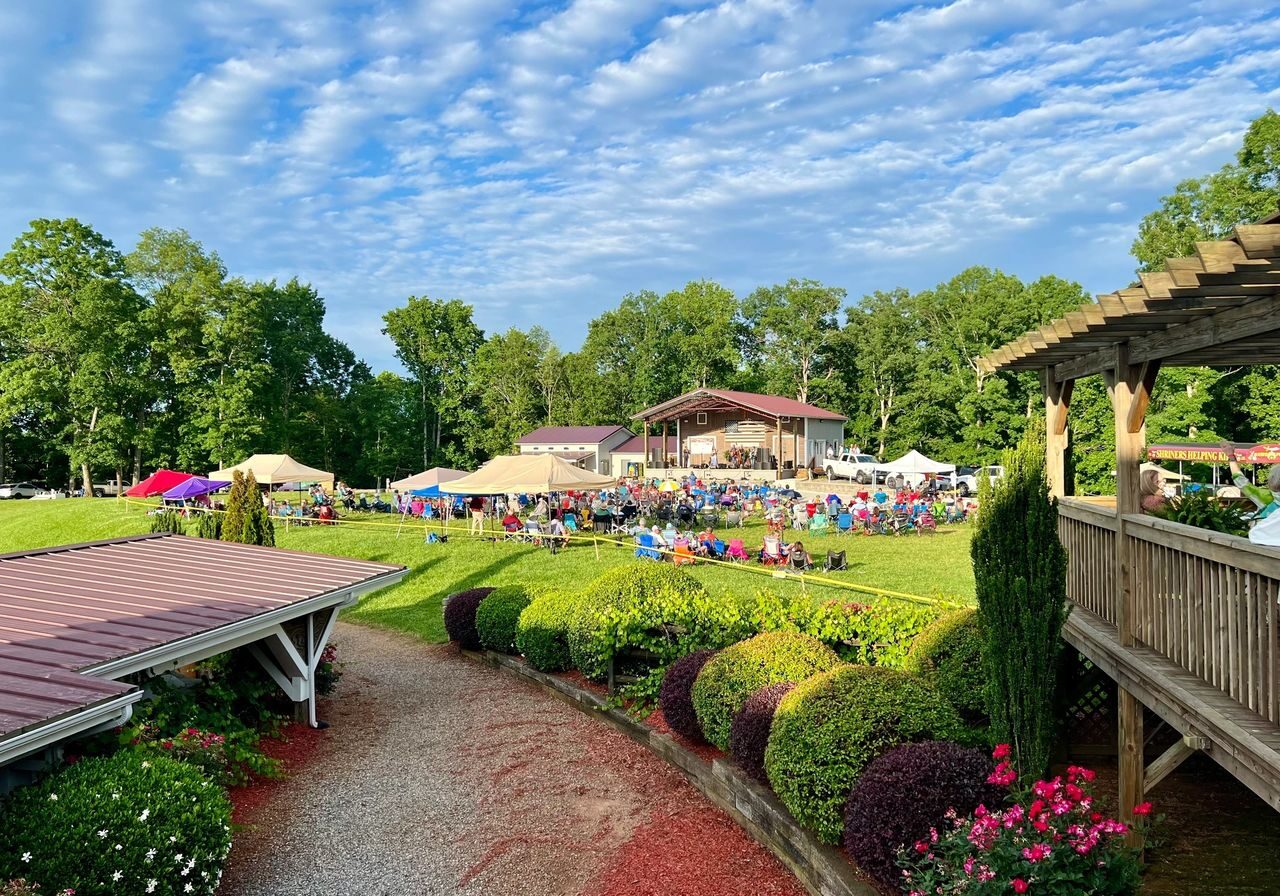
[461,647,877,896]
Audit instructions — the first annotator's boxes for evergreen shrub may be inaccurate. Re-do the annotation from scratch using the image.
[148,510,186,535]
[442,587,496,650]
[907,608,988,725]
[220,470,249,544]
[728,681,794,783]
[658,649,718,741]
[765,664,964,843]
[567,563,749,704]
[0,752,232,896]
[842,740,998,889]
[691,631,840,750]
[193,511,221,540]
[515,590,577,671]
[476,585,532,654]
[972,429,1068,776]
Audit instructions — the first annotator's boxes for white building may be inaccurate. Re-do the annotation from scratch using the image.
[515,425,633,475]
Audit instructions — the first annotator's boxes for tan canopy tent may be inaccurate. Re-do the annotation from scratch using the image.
[388,467,468,491]
[209,454,334,489]
[443,454,616,495]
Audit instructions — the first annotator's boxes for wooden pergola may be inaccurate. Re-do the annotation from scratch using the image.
[980,218,1280,835]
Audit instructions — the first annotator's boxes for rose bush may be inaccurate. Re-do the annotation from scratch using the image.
[897,746,1147,896]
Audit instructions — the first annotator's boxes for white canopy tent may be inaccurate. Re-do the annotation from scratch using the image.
[877,449,955,477]
[389,467,468,491]
[443,453,616,495]
[209,454,334,490]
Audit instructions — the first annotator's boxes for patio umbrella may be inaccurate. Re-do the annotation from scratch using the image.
[659,480,680,492]
[161,477,231,500]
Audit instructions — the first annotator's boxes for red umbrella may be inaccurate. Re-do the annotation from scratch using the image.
[125,469,195,498]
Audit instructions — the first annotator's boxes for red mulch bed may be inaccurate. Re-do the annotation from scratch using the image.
[584,805,807,896]
[229,722,327,825]
[558,669,610,697]
[643,706,723,763]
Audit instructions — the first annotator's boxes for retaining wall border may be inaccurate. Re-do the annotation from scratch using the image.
[462,648,878,896]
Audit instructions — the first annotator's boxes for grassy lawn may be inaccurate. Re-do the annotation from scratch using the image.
[0,499,975,643]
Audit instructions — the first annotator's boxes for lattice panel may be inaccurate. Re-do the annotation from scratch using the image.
[1059,650,1116,755]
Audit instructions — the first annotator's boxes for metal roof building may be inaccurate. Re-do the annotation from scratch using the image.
[0,534,405,775]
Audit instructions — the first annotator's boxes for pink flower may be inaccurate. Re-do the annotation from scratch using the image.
[993,743,1012,760]
[1011,879,1029,894]
[1022,843,1052,863]
[1133,802,1153,817]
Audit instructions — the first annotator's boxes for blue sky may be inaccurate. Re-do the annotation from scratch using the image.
[2,1,1279,371]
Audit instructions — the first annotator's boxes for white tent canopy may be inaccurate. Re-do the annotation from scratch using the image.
[877,449,956,475]
[389,467,468,491]
[443,454,616,495]
[209,454,334,489]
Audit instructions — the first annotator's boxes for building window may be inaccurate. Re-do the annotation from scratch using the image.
[696,412,707,425]
[725,421,739,434]
[780,416,791,423]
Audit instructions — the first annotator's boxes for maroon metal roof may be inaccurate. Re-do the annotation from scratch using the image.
[636,389,847,422]
[613,436,678,453]
[0,534,404,748]
[516,425,631,445]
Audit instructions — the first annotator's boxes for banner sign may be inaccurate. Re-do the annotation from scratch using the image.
[1147,443,1280,464]
[687,438,715,455]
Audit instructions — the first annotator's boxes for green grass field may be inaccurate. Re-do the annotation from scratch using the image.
[0,499,975,643]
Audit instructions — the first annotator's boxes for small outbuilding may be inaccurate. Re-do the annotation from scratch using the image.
[516,426,633,475]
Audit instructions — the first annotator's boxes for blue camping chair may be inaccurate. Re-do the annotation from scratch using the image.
[836,512,853,533]
[712,539,726,559]
[634,532,661,561]
[565,515,579,532]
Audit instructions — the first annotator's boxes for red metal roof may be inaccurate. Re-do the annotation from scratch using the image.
[636,389,846,422]
[0,534,404,751]
[517,425,631,445]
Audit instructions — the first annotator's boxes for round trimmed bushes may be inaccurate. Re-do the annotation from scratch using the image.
[906,608,988,724]
[443,587,496,650]
[0,751,231,896]
[516,590,577,671]
[843,741,998,889]
[567,563,741,684]
[692,632,840,750]
[765,664,965,844]
[476,585,532,654]
[728,681,795,783]
[659,649,718,741]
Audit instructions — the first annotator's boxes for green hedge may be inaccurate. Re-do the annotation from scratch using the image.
[567,563,750,704]
[764,664,964,843]
[0,752,232,896]
[906,608,988,725]
[476,585,533,654]
[691,632,840,750]
[515,590,577,671]
[751,590,941,667]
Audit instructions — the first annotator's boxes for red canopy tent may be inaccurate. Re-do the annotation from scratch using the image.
[125,469,194,498]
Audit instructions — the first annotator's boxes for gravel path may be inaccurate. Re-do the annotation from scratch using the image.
[221,622,805,896]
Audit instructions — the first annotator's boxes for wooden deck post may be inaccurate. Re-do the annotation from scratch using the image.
[1042,368,1073,498]
[1109,343,1149,843]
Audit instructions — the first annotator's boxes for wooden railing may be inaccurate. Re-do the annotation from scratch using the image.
[1124,515,1280,723]
[1058,498,1118,624]
[1059,497,1280,725]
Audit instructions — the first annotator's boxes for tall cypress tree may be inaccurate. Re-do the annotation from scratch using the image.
[971,428,1069,776]
[243,470,275,547]
[220,470,249,544]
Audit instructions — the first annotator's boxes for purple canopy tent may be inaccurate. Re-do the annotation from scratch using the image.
[161,477,231,500]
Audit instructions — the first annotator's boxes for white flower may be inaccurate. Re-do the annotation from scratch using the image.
[141,760,151,768]
[146,880,157,893]
[111,791,120,800]
[115,844,123,851]
[20,852,31,862]
[138,808,150,821]
[169,835,177,843]
[145,848,156,862]
[97,829,109,838]
[184,884,194,893]
[174,853,184,863]
[48,793,58,801]
[112,871,122,882]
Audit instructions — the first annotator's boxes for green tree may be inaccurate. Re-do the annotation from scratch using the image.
[742,278,845,404]
[0,218,147,493]
[242,471,274,546]
[220,470,250,543]
[846,289,919,457]
[972,428,1069,776]
[382,296,484,468]
[658,280,743,390]
[468,327,549,457]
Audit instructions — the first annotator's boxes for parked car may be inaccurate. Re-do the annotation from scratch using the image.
[951,465,1006,497]
[824,452,883,484]
[0,481,43,499]
[91,478,128,498]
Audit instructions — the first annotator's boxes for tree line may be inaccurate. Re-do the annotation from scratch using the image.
[1,110,1276,492]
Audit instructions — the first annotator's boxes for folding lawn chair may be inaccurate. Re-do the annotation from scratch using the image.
[823,549,847,571]
[634,533,662,561]
[836,512,853,533]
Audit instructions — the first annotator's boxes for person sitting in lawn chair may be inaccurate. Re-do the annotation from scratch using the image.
[788,541,812,571]
[501,510,523,538]
[546,514,567,554]
[760,535,784,565]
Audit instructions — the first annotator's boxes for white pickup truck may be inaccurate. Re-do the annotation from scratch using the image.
[824,452,883,484]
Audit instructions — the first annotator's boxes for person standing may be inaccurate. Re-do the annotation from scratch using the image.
[469,494,486,534]
[1223,442,1280,519]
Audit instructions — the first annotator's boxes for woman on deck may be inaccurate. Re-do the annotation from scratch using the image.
[1223,443,1280,520]
[1139,468,1167,513]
